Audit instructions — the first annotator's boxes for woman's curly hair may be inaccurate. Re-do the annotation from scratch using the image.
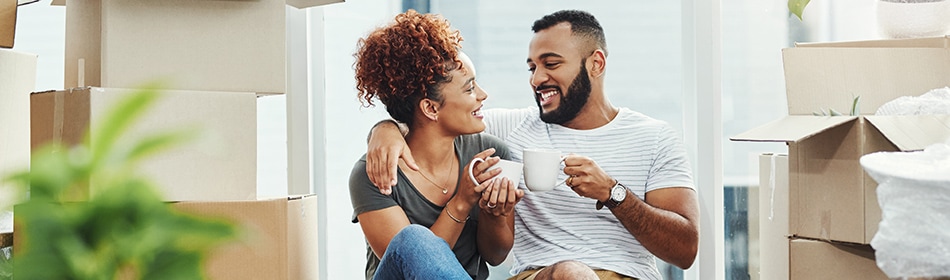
[354,10,463,127]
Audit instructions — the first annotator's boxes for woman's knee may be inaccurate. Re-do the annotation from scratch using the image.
[390,224,442,252]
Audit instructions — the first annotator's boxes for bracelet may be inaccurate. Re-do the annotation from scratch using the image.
[445,208,469,223]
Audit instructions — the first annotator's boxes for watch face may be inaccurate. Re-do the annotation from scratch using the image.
[611,185,626,201]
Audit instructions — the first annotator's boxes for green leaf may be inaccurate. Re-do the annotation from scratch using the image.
[789,0,811,20]
[8,84,238,280]
[88,86,162,169]
[851,95,862,116]
[124,128,198,165]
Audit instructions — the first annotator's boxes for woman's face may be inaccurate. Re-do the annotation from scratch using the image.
[434,52,488,135]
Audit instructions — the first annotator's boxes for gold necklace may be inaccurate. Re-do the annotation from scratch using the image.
[415,169,449,194]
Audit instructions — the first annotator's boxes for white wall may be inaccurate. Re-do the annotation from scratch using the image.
[320,1,399,279]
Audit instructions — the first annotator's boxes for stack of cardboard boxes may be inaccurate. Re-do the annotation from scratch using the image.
[1,0,37,246]
[7,0,342,278]
[734,37,950,279]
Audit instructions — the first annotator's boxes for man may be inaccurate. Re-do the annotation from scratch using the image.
[365,10,699,280]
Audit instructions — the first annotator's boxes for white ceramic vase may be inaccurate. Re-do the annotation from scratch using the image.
[877,0,950,38]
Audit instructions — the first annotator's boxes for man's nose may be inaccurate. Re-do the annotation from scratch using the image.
[531,68,549,88]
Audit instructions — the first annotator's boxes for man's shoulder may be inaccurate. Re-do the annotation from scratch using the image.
[485,107,537,122]
[614,108,674,129]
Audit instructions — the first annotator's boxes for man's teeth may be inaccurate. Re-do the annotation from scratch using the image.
[539,90,558,100]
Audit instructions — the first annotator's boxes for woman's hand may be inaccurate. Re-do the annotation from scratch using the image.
[458,148,503,205]
[479,177,523,216]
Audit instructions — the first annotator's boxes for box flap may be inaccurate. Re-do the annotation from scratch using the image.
[1,0,15,48]
[730,116,857,142]
[865,115,950,151]
[795,36,950,48]
[783,47,950,115]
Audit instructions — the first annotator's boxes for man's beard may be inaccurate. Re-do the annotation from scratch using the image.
[537,60,591,125]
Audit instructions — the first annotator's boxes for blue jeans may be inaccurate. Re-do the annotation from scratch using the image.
[374,224,471,280]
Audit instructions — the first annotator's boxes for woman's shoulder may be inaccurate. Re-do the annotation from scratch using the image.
[456,133,511,159]
[457,133,507,148]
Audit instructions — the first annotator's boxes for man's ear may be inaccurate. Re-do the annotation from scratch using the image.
[588,49,606,78]
[419,98,440,121]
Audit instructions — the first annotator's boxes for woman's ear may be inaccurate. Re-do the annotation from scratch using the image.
[420,98,440,121]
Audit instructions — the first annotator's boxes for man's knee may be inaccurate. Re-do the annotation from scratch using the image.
[535,260,598,280]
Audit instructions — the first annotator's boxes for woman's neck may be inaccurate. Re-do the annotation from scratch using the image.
[404,126,457,169]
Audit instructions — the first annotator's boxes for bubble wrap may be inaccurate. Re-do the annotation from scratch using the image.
[876,87,950,115]
[860,143,950,279]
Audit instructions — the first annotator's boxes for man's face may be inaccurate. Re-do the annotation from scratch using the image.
[536,61,590,124]
[526,22,591,125]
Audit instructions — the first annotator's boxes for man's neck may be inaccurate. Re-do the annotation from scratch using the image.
[562,94,619,130]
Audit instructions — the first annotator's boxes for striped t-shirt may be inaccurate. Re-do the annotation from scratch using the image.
[482,107,694,280]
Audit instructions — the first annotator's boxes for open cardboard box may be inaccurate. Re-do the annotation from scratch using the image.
[31,87,258,201]
[61,0,286,94]
[732,36,950,244]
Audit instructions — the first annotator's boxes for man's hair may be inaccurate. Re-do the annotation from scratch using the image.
[354,9,463,127]
[531,10,607,57]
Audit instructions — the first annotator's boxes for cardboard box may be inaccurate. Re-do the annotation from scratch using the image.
[53,0,344,9]
[172,195,319,280]
[286,0,343,9]
[0,49,36,193]
[0,232,10,248]
[31,87,257,201]
[756,154,789,280]
[0,0,14,48]
[13,196,318,279]
[789,238,887,280]
[731,37,950,244]
[63,0,286,94]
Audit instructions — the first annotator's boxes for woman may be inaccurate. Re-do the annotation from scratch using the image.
[349,10,524,280]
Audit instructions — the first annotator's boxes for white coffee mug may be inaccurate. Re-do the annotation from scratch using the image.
[522,148,563,192]
[468,158,523,186]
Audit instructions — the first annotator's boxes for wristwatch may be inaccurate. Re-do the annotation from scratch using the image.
[596,181,627,210]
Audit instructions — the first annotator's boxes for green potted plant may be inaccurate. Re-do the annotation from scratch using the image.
[789,0,811,20]
[0,86,239,280]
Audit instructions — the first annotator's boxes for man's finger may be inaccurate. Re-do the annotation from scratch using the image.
[368,152,385,190]
[378,152,394,195]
